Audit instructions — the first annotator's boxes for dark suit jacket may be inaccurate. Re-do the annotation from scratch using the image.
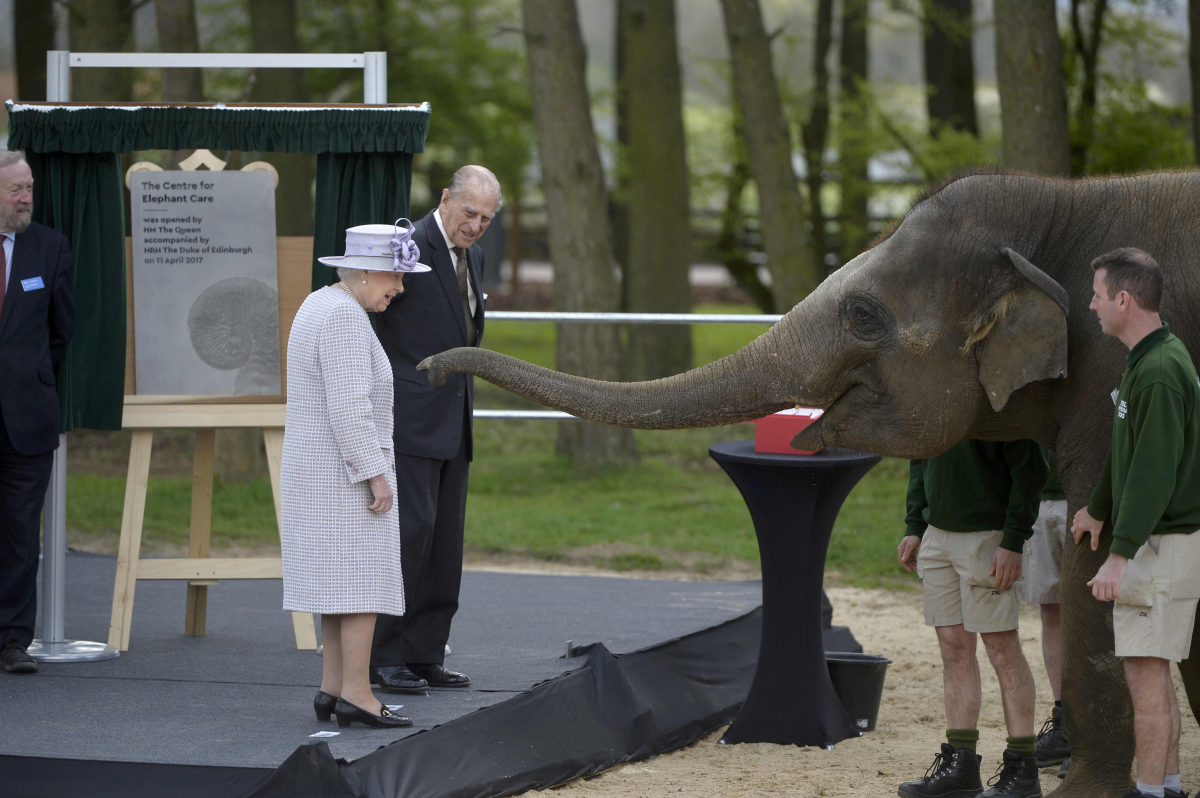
[0,222,76,456]
[376,209,485,461]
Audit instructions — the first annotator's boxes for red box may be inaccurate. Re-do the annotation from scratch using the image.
[754,408,825,455]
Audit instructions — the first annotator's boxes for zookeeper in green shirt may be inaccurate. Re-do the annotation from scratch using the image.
[895,438,1049,798]
[1072,247,1200,798]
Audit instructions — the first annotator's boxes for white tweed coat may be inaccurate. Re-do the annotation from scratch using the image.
[280,286,404,615]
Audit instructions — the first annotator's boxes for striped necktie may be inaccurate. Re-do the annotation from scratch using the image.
[454,246,476,344]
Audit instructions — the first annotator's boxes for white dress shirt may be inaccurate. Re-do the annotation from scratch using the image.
[1,231,14,293]
[433,209,478,317]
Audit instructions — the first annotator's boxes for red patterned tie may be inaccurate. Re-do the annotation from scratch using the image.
[0,237,7,323]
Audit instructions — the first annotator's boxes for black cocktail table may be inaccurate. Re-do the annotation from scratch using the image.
[709,440,881,747]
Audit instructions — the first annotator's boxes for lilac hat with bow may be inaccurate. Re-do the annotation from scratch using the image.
[317,218,431,273]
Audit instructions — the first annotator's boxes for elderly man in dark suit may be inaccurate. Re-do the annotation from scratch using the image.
[369,165,500,692]
[0,150,76,674]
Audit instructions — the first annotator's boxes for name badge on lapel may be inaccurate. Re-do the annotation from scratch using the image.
[21,276,45,292]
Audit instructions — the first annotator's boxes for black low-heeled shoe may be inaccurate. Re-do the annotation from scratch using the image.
[334,697,413,729]
[314,690,338,722]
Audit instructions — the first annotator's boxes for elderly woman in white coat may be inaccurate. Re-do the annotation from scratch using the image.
[281,221,429,729]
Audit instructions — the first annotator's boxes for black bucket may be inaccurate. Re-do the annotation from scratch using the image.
[826,652,892,732]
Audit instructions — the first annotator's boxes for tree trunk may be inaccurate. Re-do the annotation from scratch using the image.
[1192,0,1200,165]
[507,199,524,295]
[248,0,316,237]
[14,0,56,101]
[621,0,693,380]
[154,0,203,101]
[521,0,637,466]
[613,0,630,291]
[801,0,834,273]
[994,0,1071,176]
[720,0,821,313]
[153,0,203,171]
[1068,0,1109,176]
[922,0,978,135]
[718,107,774,313]
[69,0,135,102]
[838,0,871,262]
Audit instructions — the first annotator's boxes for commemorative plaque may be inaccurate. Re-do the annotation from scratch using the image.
[131,170,281,396]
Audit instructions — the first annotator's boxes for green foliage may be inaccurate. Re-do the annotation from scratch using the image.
[1061,0,1192,175]
[1085,81,1193,174]
[208,0,533,202]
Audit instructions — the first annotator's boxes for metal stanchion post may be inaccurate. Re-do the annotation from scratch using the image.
[29,436,119,662]
[27,55,118,663]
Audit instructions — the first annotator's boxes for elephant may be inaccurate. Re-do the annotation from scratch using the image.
[418,170,1200,796]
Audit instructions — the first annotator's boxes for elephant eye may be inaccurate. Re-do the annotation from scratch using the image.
[843,296,889,341]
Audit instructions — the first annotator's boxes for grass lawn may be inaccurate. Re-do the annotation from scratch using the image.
[66,305,917,588]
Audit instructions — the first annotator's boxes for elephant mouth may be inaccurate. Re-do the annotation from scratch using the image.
[790,382,875,450]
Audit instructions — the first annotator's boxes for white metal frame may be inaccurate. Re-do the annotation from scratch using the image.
[45,50,389,104]
[32,49,388,663]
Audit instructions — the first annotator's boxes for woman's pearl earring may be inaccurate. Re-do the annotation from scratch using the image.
[362,279,367,284]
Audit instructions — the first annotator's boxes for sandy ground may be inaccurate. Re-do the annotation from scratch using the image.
[545,585,1200,798]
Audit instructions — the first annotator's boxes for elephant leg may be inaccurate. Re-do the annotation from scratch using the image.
[1050,515,1135,798]
[1178,617,1200,724]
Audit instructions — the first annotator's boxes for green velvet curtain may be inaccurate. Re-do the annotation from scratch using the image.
[5,103,429,431]
[27,153,128,433]
[8,105,430,154]
[311,153,415,292]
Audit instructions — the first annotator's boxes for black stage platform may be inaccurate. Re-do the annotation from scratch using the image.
[2,552,764,772]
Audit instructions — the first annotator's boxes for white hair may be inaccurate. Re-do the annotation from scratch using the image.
[336,267,362,282]
[0,150,27,171]
[447,165,504,210]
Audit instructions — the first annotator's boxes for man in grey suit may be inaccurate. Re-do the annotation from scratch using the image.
[369,166,500,691]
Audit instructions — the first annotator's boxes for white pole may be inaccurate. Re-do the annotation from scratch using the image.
[28,50,118,663]
[363,52,387,104]
[39,440,67,645]
[46,51,70,101]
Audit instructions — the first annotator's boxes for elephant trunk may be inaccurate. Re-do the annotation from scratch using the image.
[419,299,836,430]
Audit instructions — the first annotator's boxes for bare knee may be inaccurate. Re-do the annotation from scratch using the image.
[1040,603,1060,628]
[1125,655,1169,679]
[937,625,977,668]
[981,630,1026,671]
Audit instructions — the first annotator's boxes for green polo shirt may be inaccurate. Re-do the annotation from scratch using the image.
[1087,323,1200,560]
[905,438,1049,553]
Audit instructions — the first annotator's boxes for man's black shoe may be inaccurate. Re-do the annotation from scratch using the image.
[408,663,471,688]
[1165,788,1190,798]
[1034,706,1070,767]
[981,750,1042,797]
[2,646,37,674]
[369,665,428,694]
[897,743,983,797]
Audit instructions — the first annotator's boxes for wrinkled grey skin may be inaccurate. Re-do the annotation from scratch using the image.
[420,172,1200,796]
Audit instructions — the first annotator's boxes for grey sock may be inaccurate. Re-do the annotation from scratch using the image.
[1136,781,1165,798]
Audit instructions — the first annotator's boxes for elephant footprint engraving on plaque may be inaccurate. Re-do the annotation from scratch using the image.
[187,278,281,395]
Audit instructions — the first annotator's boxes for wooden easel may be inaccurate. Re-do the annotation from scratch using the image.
[109,151,318,651]
[107,401,317,651]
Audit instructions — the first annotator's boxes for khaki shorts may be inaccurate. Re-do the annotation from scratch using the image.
[918,526,1020,633]
[1021,500,1068,604]
[1113,532,1200,662]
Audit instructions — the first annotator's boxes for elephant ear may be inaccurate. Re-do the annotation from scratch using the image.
[971,248,1069,412]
